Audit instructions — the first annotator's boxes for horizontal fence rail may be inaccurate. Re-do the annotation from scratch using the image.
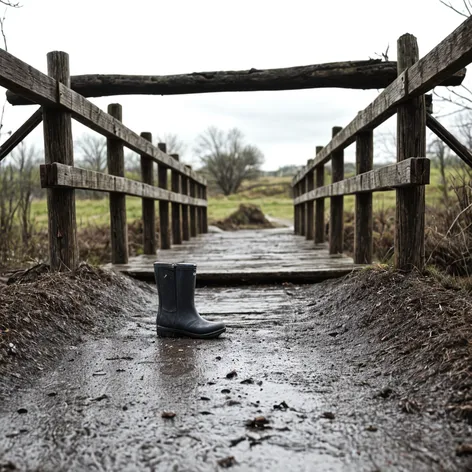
[0,49,206,185]
[293,158,430,203]
[291,15,472,271]
[0,50,208,271]
[292,14,472,185]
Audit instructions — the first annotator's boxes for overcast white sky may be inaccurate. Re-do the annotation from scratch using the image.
[0,0,467,170]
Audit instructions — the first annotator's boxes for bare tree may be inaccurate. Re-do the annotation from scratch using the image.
[156,132,187,158]
[76,133,107,172]
[13,141,40,245]
[195,127,264,195]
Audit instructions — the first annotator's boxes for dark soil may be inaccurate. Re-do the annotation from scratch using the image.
[1,266,472,470]
[215,204,275,231]
[0,263,152,396]
[295,267,472,422]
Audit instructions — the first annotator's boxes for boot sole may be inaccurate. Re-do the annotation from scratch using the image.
[156,325,226,339]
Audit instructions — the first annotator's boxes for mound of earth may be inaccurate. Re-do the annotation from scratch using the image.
[216,204,274,231]
[293,267,472,423]
[0,263,153,396]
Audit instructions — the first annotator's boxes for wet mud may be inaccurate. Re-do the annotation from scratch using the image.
[0,281,471,471]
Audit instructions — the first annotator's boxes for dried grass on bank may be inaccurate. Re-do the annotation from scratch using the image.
[0,264,140,394]
[303,267,472,417]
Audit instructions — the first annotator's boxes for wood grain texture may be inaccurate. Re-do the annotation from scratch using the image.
[0,48,206,185]
[293,158,430,204]
[157,143,171,250]
[292,15,472,185]
[107,228,362,284]
[171,153,182,245]
[314,147,325,244]
[395,35,426,272]
[201,186,208,233]
[329,127,344,255]
[0,108,42,162]
[140,132,156,255]
[354,131,374,264]
[181,175,190,240]
[427,113,472,168]
[42,52,78,272]
[6,60,465,104]
[189,178,197,237]
[39,163,207,206]
[300,178,306,236]
[107,104,128,264]
[305,160,314,240]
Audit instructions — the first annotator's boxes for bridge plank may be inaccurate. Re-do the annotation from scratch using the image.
[107,228,361,284]
[40,163,207,207]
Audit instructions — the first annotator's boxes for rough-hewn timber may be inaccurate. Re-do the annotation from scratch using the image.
[427,113,472,169]
[42,52,78,272]
[107,104,128,265]
[0,108,42,162]
[395,35,426,272]
[109,228,361,284]
[293,158,430,204]
[329,127,344,255]
[39,163,207,206]
[293,15,472,184]
[140,132,156,255]
[355,131,374,264]
[0,48,205,185]
[5,60,466,105]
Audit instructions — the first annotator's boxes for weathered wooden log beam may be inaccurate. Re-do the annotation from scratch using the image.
[426,113,472,169]
[40,162,208,207]
[293,158,430,204]
[0,107,42,162]
[5,60,466,105]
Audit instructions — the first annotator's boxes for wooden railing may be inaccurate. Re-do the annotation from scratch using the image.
[0,50,208,271]
[292,17,472,271]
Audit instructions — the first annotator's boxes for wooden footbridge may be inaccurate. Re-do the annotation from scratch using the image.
[2,16,472,281]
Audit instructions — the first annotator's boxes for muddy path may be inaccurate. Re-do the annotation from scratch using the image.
[0,280,470,471]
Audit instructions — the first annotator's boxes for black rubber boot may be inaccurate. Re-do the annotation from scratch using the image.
[154,262,226,339]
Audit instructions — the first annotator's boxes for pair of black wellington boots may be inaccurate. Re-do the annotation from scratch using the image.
[153,262,226,339]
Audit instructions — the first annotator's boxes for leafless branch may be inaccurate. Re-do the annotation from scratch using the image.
[0,1,20,7]
[439,0,472,17]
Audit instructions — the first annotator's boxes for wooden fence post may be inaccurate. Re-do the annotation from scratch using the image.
[354,131,373,264]
[396,34,426,271]
[201,186,208,233]
[314,146,325,244]
[170,153,182,245]
[140,132,156,255]
[157,142,171,249]
[197,185,203,234]
[305,159,314,240]
[294,184,300,234]
[329,127,344,254]
[300,178,306,236]
[187,166,197,237]
[43,51,78,271]
[107,103,128,264]
[181,173,190,240]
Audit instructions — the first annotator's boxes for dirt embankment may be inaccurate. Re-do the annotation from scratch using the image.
[295,268,472,423]
[0,264,154,396]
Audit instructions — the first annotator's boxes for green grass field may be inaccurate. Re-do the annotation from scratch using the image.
[29,166,451,229]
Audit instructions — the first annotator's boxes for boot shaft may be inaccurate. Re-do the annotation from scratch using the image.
[153,263,197,314]
[154,263,177,313]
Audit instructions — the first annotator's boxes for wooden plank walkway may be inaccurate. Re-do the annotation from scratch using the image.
[109,228,361,284]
